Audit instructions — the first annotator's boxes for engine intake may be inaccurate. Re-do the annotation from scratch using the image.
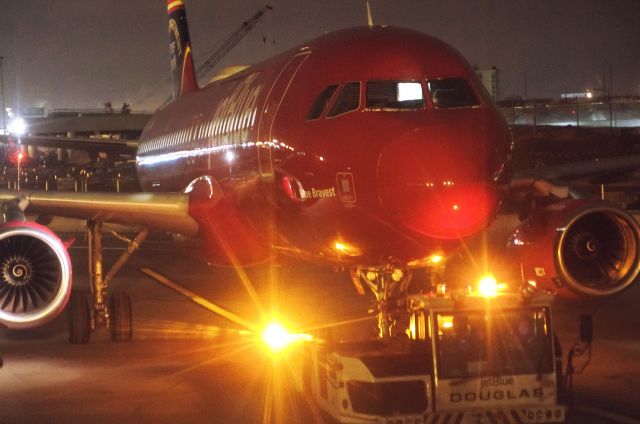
[0,222,72,329]
[511,200,640,298]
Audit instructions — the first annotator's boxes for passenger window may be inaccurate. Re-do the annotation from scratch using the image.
[306,84,338,120]
[366,81,424,110]
[327,82,361,117]
[427,78,479,108]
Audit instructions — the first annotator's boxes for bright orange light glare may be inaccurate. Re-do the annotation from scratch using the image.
[261,322,312,353]
[478,275,498,297]
[429,254,443,264]
[263,323,290,351]
[332,240,362,257]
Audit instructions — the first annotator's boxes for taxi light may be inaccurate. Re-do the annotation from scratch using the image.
[391,268,404,282]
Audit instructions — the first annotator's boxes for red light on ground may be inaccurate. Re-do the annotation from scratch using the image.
[7,146,26,165]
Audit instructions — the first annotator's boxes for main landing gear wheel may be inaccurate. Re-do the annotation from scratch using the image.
[109,291,132,342]
[68,291,91,344]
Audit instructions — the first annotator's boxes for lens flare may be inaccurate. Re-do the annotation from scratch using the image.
[478,275,498,297]
[262,322,312,353]
[263,323,290,351]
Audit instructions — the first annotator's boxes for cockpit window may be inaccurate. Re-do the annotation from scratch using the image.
[327,82,361,117]
[427,78,479,108]
[366,81,424,110]
[306,84,338,120]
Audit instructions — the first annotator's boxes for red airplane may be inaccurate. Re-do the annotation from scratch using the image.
[1,0,640,342]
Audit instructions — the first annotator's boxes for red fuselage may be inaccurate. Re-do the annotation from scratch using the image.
[136,26,512,266]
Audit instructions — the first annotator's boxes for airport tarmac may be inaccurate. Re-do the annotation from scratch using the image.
[1,216,639,423]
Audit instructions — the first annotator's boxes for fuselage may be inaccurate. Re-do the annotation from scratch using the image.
[136,26,512,266]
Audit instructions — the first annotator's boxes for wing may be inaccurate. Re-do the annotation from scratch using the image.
[0,188,200,331]
[0,189,198,235]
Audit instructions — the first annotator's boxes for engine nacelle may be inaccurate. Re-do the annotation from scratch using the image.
[0,222,72,329]
[511,199,640,299]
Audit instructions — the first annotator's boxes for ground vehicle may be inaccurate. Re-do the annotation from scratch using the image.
[295,290,568,423]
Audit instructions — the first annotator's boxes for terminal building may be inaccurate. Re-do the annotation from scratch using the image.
[1,108,151,192]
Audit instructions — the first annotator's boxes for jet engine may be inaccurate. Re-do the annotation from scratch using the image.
[511,199,640,299]
[0,222,72,329]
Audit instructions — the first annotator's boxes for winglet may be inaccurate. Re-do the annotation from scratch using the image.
[167,0,199,99]
[366,1,374,27]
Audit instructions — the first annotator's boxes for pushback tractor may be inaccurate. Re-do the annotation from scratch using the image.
[293,284,591,424]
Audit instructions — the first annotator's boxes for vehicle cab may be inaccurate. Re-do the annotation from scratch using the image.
[407,291,565,423]
[295,289,567,424]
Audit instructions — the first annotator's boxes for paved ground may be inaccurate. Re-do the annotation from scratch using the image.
[1,216,639,423]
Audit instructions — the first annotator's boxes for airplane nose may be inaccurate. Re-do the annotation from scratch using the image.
[376,127,499,239]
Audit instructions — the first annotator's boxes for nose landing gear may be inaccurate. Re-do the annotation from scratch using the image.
[351,257,446,338]
[351,264,413,338]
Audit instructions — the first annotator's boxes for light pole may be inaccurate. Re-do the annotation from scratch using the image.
[587,88,613,135]
[16,150,22,190]
[0,56,5,134]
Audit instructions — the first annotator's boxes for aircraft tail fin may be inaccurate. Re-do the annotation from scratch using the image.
[167,0,199,99]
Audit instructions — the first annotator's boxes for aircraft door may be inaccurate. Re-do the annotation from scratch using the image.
[257,52,310,181]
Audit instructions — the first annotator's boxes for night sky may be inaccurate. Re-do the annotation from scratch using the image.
[0,0,638,112]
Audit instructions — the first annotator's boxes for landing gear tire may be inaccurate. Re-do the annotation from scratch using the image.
[68,291,91,344]
[109,291,132,342]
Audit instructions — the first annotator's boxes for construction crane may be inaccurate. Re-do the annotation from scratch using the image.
[195,5,273,83]
[135,5,273,109]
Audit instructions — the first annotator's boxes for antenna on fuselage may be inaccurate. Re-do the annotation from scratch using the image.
[366,1,374,27]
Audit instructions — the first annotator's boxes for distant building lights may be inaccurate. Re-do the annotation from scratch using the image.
[7,117,27,136]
